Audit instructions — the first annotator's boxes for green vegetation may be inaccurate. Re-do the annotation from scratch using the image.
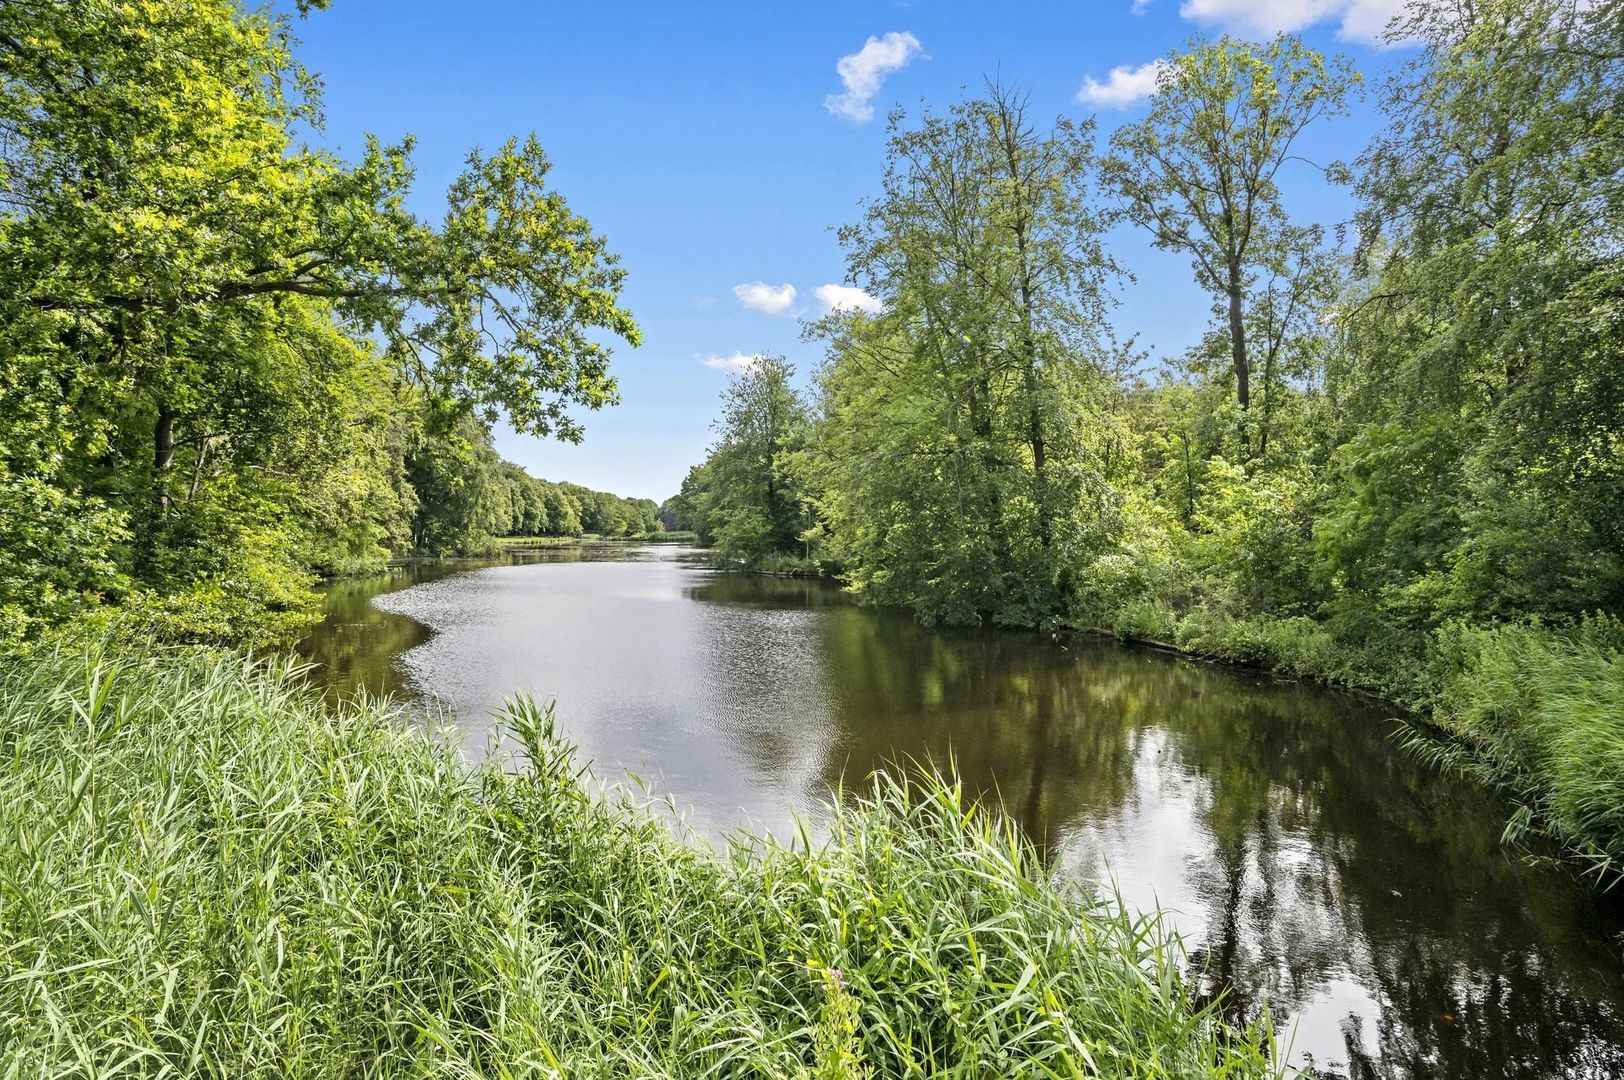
[0,647,1275,1076]
[2,0,1617,1070]
[1416,617,1624,882]
[664,356,818,570]
[674,2,1624,878]
[0,0,654,649]
[813,86,1119,626]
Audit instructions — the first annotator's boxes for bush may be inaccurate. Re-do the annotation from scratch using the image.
[0,474,130,649]
[0,646,1276,1076]
[1172,610,1340,679]
[1189,461,1321,616]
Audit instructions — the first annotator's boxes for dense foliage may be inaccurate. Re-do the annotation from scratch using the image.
[674,1,1624,876]
[0,647,1276,1076]
[5,0,1615,1070]
[664,357,816,569]
[0,0,646,647]
[406,417,659,555]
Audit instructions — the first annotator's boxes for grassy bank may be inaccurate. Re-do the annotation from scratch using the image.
[1418,617,1624,884]
[0,647,1275,1076]
[1079,591,1624,885]
[491,534,593,549]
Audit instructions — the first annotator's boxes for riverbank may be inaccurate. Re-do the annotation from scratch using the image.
[1073,601,1624,888]
[685,542,1623,885]
[762,539,1624,888]
[0,645,1276,1076]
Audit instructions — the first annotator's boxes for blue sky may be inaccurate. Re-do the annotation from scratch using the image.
[291,1,1416,502]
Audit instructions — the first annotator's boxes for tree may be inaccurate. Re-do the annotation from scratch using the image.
[405,415,504,555]
[0,0,637,512]
[812,86,1119,625]
[1325,0,1624,623]
[0,0,639,636]
[1101,36,1356,456]
[685,357,814,564]
[542,484,582,537]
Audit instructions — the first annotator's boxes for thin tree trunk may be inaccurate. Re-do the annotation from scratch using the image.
[1227,268,1250,412]
[153,404,175,517]
[1259,344,1277,459]
[991,87,1053,552]
[1009,175,1049,548]
[1226,261,1251,460]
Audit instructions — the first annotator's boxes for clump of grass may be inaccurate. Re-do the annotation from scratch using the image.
[0,646,1276,1076]
[1410,615,1624,886]
[748,551,822,576]
[493,535,585,548]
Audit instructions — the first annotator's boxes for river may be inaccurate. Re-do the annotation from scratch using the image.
[296,542,1624,1079]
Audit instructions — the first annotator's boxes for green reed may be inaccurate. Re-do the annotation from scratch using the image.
[0,646,1277,1077]
[1410,615,1624,887]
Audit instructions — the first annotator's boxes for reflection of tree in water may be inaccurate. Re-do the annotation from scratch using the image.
[297,570,440,701]
[682,575,843,799]
[740,601,1624,1079]
[1165,682,1624,1077]
[299,550,597,702]
[808,611,1142,847]
[685,573,852,612]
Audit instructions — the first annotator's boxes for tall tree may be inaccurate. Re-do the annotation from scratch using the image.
[1101,36,1356,456]
[1325,0,1624,621]
[0,0,637,519]
[0,0,639,637]
[814,86,1119,625]
[694,357,813,564]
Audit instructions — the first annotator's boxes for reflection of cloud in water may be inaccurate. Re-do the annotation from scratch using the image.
[1053,730,1208,936]
[688,603,840,834]
[1049,728,1379,1061]
[374,559,840,842]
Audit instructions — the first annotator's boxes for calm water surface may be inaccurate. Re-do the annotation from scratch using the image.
[297,544,1624,1079]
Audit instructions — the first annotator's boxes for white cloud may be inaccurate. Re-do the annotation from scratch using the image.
[814,283,885,315]
[1335,0,1411,44]
[825,31,925,123]
[1178,0,1411,45]
[1179,0,1337,35]
[1077,60,1168,108]
[701,352,767,375]
[1132,0,1153,13]
[732,281,797,315]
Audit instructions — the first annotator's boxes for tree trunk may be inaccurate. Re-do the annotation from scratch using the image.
[1226,261,1251,460]
[153,403,175,517]
[1226,267,1250,412]
[990,88,1053,553]
[1259,344,1277,459]
[1013,221,1049,550]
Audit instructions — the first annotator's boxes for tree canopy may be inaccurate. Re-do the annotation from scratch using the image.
[0,0,643,644]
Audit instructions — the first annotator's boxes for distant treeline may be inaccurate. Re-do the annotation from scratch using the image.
[409,419,660,553]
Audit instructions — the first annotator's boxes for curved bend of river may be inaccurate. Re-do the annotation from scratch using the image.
[298,543,1624,1079]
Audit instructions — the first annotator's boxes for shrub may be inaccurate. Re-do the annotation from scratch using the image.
[0,474,130,649]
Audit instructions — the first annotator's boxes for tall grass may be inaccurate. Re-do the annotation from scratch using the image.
[0,647,1276,1077]
[1412,615,1624,886]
